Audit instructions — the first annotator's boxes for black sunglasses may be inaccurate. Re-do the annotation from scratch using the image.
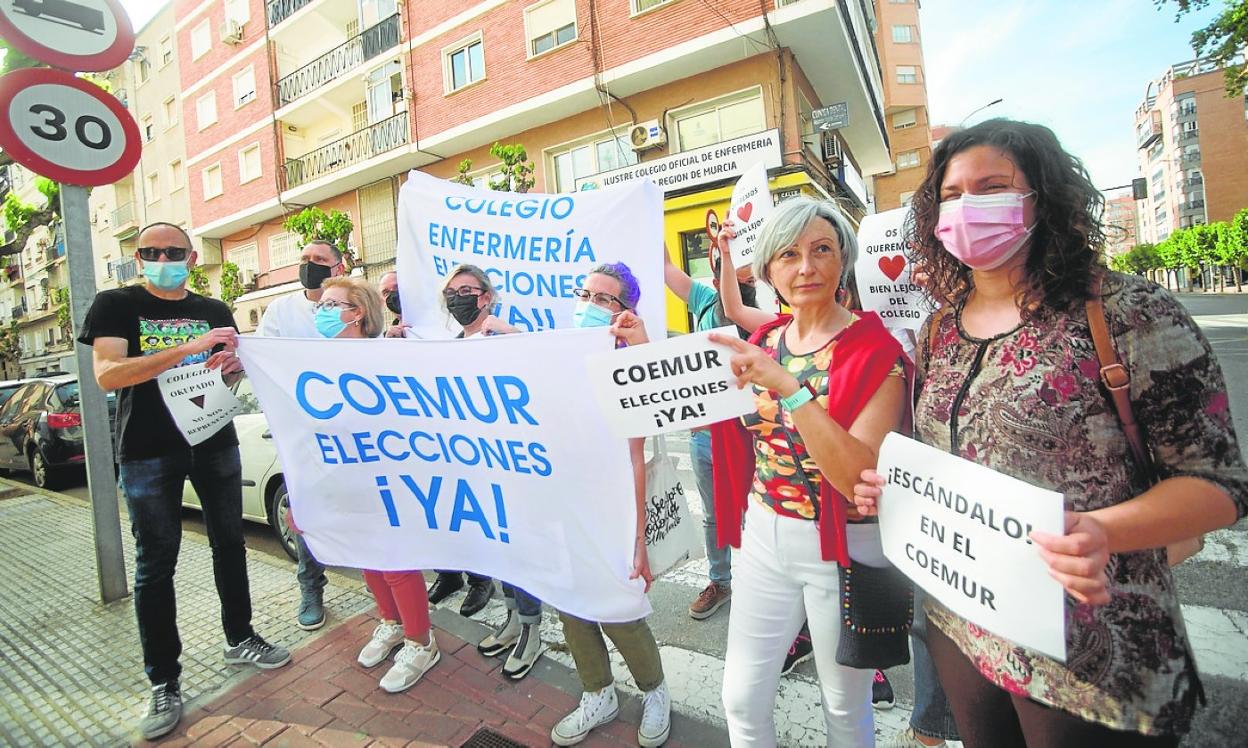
[139,246,190,262]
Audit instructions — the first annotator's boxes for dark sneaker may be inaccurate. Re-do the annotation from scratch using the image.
[872,669,896,710]
[138,680,182,740]
[297,589,325,631]
[501,622,543,680]
[427,573,464,605]
[780,624,813,676]
[224,635,292,669]
[688,582,731,620]
[459,580,494,617]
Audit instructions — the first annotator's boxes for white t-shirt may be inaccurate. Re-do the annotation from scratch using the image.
[256,291,317,338]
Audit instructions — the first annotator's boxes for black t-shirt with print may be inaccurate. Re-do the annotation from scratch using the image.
[78,285,239,461]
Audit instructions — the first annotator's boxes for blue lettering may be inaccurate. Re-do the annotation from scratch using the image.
[296,371,340,419]
[400,473,441,529]
[315,433,338,463]
[377,430,410,460]
[352,431,380,463]
[340,373,385,415]
[449,479,495,539]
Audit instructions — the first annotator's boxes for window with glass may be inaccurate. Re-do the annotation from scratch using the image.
[632,0,675,13]
[203,164,223,198]
[230,243,259,277]
[445,36,485,92]
[159,37,173,67]
[268,232,300,268]
[897,65,918,84]
[892,108,917,129]
[550,133,637,192]
[145,173,159,204]
[365,61,403,124]
[232,66,256,108]
[191,21,211,60]
[892,25,914,43]
[163,97,177,128]
[896,150,920,170]
[142,115,154,142]
[169,159,184,191]
[360,0,399,27]
[527,0,577,56]
[672,91,765,151]
[196,92,217,130]
[238,144,262,183]
[136,56,151,83]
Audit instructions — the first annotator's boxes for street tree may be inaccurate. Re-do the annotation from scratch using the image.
[1156,0,1248,96]
[283,207,356,268]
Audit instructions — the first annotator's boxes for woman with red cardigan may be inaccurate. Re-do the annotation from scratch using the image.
[709,196,909,747]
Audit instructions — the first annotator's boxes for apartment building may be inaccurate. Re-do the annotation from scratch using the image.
[84,3,221,296]
[1133,55,1248,244]
[1104,193,1139,258]
[870,0,932,211]
[179,0,892,332]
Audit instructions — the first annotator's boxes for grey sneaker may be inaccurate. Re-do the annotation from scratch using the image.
[501,622,543,680]
[297,589,325,630]
[138,680,182,740]
[880,727,946,748]
[224,635,291,669]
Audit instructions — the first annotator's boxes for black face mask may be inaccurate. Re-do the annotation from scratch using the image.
[383,291,402,315]
[299,261,334,290]
[739,282,758,308]
[447,294,482,326]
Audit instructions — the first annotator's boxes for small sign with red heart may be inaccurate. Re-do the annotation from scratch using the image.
[736,202,753,223]
[878,255,906,281]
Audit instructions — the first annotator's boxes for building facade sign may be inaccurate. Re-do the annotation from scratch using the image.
[576,129,782,194]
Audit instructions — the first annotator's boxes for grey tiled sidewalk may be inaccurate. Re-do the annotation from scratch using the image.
[0,484,372,747]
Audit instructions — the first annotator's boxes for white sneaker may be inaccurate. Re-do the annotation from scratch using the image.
[357,621,404,668]
[477,611,521,657]
[880,727,946,748]
[378,637,440,693]
[501,622,543,680]
[550,684,619,746]
[638,680,671,747]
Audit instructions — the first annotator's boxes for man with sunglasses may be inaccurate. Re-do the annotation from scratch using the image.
[255,239,345,630]
[79,223,291,741]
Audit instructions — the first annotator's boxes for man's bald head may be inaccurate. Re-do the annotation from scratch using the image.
[379,271,398,295]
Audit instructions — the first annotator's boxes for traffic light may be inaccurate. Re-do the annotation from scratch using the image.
[1132,178,1148,200]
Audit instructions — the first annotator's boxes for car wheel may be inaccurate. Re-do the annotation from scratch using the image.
[267,479,298,561]
[29,449,62,491]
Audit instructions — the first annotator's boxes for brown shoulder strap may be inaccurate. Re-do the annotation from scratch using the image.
[1086,276,1153,475]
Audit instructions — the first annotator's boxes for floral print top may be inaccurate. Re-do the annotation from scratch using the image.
[742,316,903,520]
[916,272,1247,736]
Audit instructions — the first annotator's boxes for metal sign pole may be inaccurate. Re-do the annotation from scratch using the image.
[61,184,128,603]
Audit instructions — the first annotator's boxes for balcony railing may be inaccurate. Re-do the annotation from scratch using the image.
[282,111,409,190]
[1186,176,1203,187]
[11,304,24,319]
[266,0,312,28]
[1181,151,1201,164]
[1177,130,1199,143]
[276,14,400,106]
[111,201,138,237]
[1182,200,1206,212]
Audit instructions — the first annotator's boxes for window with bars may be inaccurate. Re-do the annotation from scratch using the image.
[268,232,300,269]
[230,243,259,278]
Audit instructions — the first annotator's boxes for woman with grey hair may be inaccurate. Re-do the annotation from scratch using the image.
[707,196,909,747]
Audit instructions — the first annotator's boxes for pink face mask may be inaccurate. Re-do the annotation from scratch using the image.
[935,192,1035,270]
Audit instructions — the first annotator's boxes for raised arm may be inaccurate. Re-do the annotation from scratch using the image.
[93,327,238,392]
[663,243,693,303]
[716,222,779,334]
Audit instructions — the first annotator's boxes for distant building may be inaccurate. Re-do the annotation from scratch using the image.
[1132,55,1248,244]
[871,0,932,212]
[1104,194,1140,257]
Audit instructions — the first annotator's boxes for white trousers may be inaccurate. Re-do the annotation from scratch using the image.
[722,505,877,747]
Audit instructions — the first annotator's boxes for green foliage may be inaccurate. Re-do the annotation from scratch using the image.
[188,265,212,297]
[219,262,246,311]
[0,320,21,373]
[451,159,475,186]
[35,177,59,209]
[1156,0,1248,96]
[283,207,355,266]
[487,143,535,193]
[0,39,41,75]
[3,192,36,233]
[52,287,70,335]
[1110,243,1162,274]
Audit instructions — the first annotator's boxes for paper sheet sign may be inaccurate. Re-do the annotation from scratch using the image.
[876,432,1067,661]
[855,207,927,330]
[157,366,242,446]
[726,162,774,269]
[584,327,756,438]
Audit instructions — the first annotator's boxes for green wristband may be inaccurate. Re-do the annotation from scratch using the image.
[780,380,816,411]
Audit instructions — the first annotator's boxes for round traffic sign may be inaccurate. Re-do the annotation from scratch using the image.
[0,0,135,72]
[0,67,141,186]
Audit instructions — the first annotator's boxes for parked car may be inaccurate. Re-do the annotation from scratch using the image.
[0,375,116,489]
[0,379,31,408]
[181,378,296,560]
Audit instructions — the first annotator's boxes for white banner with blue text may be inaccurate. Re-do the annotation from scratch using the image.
[396,170,665,340]
[236,330,651,623]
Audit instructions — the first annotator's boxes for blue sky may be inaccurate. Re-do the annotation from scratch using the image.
[918,0,1221,191]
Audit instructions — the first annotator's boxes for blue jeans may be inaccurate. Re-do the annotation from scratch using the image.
[120,446,254,686]
[690,430,730,585]
[295,533,326,594]
[502,583,542,624]
[910,587,961,741]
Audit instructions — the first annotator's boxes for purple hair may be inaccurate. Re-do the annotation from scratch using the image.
[590,262,641,309]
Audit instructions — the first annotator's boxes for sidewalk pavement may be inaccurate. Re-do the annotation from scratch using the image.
[0,479,726,747]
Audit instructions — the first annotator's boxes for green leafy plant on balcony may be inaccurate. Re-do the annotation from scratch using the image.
[283,207,356,268]
[188,265,212,298]
[0,320,21,378]
[52,287,71,335]
[220,262,247,312]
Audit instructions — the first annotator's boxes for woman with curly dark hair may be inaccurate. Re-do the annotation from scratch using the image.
[853,118,1246,747]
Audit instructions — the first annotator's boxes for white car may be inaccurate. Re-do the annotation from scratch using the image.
[180,379,296,559]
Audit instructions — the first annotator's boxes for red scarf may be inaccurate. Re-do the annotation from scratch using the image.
[710,311,910,564]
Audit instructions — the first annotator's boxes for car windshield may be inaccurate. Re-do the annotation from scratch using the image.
[0,385,21,407]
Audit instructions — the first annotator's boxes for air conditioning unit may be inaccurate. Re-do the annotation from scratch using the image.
[221,20,244,45]
[822,131,843,168]
[629,120,667,151]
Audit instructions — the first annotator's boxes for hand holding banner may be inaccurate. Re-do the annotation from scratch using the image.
[854,207,927,330]
[584,327,756,438]
[876,433,1067,661]
[726,162,774,269]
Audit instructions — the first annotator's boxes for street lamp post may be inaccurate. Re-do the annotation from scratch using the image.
[959,98,1004,126]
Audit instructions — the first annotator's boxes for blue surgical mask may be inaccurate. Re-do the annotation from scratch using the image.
[572,300,614,328]
[314,306,349,338]
[143,260,189,290]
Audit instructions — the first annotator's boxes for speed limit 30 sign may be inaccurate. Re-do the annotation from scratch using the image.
[0,67,142,187]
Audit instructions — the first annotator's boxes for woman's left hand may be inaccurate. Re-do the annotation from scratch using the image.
[1031,511,1111,606]
[611,310,649,346]
[708,333,798,394]
[631,538,654,592]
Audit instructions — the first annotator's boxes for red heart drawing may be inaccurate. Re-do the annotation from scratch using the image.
[879,255,906,281]
[736,202,753,222]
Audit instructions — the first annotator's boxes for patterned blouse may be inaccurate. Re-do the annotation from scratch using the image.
[916,272,1248,736]
[742,316,903,520]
